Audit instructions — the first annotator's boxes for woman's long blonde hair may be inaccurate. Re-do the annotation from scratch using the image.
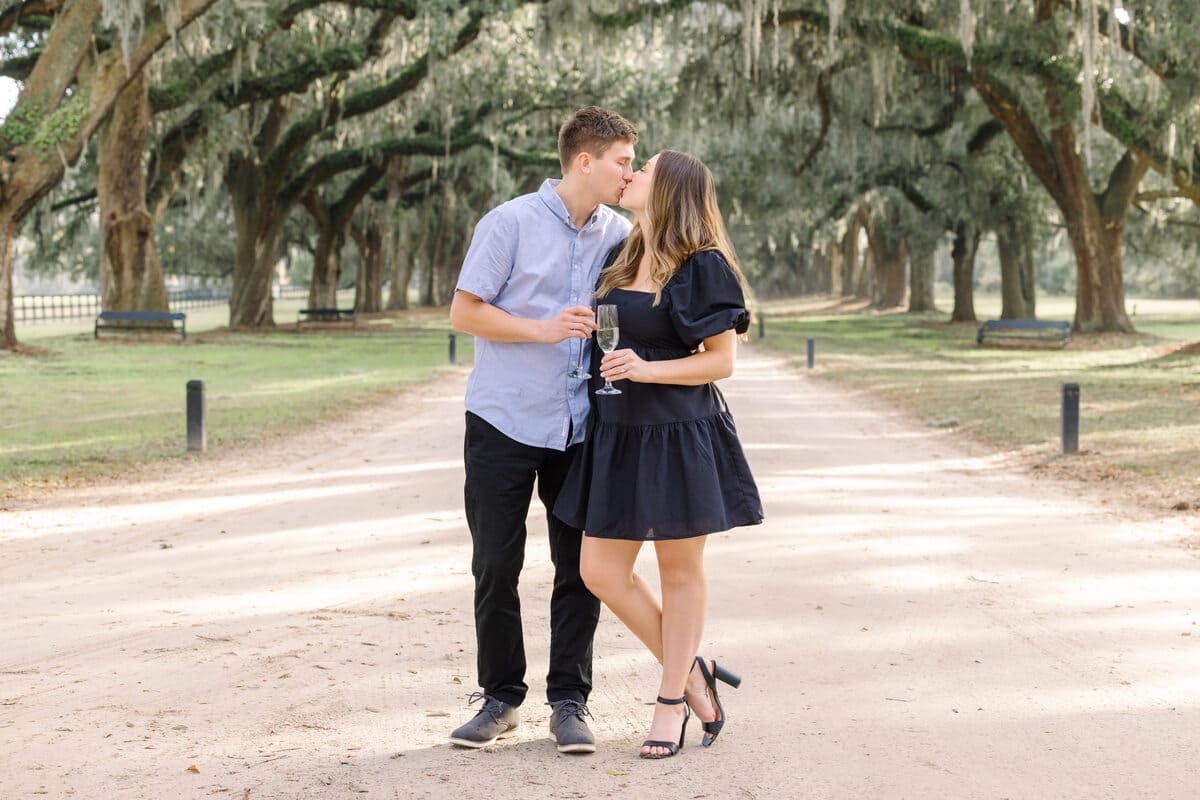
[597,150,750,306]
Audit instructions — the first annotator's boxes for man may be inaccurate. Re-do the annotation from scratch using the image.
[447,107,637,754]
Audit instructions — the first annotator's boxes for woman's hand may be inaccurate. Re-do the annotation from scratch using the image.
[600,349,654,383]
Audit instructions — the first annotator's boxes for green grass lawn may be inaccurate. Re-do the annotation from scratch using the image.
[4,289,1198,503]
[757,294,1200,500]
[0,304,471,495]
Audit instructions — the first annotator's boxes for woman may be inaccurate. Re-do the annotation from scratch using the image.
[554,150,764,759]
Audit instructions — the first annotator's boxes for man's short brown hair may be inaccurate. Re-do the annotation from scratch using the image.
[557,106,638,171]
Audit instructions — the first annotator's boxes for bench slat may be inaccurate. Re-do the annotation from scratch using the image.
[976,319,1070,346]
[980,320,1069,332]
[297,308,357,325]
[97,311,185,321]
[95,311,187,340]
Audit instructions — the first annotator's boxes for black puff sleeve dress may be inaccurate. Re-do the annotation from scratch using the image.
[553,249,764,541]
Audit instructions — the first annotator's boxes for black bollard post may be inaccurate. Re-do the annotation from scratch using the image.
[758,314,765,340]
[186,380,206,452]
[806,338,815,369]
[1061,382,1080,455]
[448,332,457,365]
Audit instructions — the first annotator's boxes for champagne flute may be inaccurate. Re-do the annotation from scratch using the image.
[567,298,593,380]
[594,304,621,396]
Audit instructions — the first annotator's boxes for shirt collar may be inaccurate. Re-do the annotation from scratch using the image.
[539,179,599,231]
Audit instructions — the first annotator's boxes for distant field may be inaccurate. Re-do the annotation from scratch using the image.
[0,302,470,495]
[757,293,1200,508]
[5,290,1197,506]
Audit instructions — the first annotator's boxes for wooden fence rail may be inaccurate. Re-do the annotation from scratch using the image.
[13,286,307,323]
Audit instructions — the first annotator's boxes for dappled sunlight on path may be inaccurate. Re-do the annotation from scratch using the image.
[2,344,1199,798]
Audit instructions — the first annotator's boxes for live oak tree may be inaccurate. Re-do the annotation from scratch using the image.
[0,0,220,349]
[595,0,1200,332]
[776,0,1200,332]
[9,0,1200,346]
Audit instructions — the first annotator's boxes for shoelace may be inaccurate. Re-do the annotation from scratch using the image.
[466,691,505,722]
[547,699,592,720]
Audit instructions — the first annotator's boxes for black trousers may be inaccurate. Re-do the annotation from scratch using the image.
[463,412,600,707]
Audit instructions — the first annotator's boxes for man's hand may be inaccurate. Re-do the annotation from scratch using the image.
[538,306,597,344]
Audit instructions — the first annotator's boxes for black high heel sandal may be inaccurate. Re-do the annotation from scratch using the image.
[694,656,742,747]
[639,695,690,760]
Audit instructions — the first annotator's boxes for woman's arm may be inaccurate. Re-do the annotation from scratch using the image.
[599,329,736,386]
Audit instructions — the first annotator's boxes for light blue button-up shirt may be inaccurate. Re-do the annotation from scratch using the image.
[456,179,631,450]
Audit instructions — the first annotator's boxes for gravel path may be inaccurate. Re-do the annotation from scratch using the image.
[3,345,1198,799]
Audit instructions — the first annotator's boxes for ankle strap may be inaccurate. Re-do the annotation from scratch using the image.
[656,695,687,705]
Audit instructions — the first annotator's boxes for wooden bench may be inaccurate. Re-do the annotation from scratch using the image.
[297,308,357,326]
[94,310,187,340]
[976,319,1070,346]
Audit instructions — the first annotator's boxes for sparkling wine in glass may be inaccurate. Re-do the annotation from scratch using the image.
[595,304,621,396]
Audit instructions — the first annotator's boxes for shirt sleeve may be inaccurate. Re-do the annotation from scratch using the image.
[665,250,751,349]
[456,208,517,303]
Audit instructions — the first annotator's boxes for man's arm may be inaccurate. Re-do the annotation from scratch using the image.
[450,290,596,344]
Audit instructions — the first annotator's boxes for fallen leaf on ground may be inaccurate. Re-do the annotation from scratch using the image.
[186,764,200,773]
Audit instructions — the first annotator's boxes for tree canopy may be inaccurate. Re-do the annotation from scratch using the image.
[2,0,1198,347]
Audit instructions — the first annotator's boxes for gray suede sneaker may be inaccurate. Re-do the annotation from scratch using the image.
[449,692,519,749]
[547,699,596,754]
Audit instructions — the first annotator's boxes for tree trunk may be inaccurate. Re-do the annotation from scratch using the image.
[383,159,409,311]
[387,218,414,311]
[907,236,937,313]
[411,205,433,307]
[227,156,279,327]
[422,202,449,306]
[856,246,874,299]
[813,242,834,294]
[309,228,343,310]
[950,221,980,322]
[865,215,907,309]
[97,70,169,315]
[352,221,384,312]
[995,215,1036,319]
[427,188,461,306]
[810,247,829,295]
[304,194,342,310]
[434,221,466,306]
[0,214,16,348]
[225,99,294,328]
[845,205,869,298]
[1050,140,1140,333]
[828,240,843,296]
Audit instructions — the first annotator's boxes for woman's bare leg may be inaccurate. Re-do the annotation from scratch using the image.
[579,535,718,752]
[579,536,660,652]
[638,536,708,756]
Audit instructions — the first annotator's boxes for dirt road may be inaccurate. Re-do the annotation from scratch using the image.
[3,345,1199,799]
